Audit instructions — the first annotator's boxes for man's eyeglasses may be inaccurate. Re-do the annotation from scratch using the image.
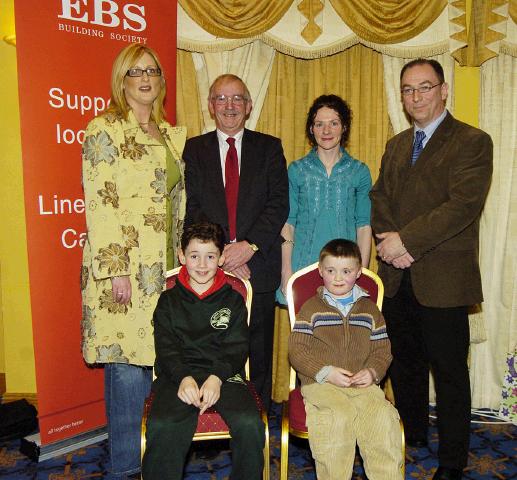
[126,67,162,77]
[401,83,442,96]
[212,94,248,105]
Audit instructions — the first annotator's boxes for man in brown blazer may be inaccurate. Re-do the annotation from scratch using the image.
[370,59,492,480]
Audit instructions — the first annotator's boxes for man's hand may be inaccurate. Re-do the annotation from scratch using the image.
[376,232,408,263]
[223,241,255,272]
[199,375,222,414]
[326,367,354,388]
[350,368,376,388]
[178,376,201,407]
[230,264,251,280]
[392,251,415,269]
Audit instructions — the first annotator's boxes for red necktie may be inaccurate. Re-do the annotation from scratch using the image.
[225,137,239,240]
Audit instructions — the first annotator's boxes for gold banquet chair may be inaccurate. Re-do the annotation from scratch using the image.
[141,267,270,480]
[280,262,405,480]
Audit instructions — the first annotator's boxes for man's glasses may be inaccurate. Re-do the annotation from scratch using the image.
[126,67,162,77]
[212,94,248,105]
[401,83,442,96]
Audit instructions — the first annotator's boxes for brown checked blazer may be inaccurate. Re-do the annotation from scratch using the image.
[370,112,493,308]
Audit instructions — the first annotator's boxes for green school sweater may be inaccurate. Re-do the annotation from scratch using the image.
[153,280,249,387]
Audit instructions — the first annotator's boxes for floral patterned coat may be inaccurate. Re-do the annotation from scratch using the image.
[81,110,186,367]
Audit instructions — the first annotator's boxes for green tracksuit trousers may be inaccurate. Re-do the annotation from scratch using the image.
[142,380,265,480]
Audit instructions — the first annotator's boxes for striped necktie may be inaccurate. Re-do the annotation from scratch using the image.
[411,130,426,165]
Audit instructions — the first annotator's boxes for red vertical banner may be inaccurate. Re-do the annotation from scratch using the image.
[14,0,178,446]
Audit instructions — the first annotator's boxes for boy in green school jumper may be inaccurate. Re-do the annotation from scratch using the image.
[142,222,264,480]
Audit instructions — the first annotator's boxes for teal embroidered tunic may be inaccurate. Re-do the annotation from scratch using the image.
[288,147,371,272]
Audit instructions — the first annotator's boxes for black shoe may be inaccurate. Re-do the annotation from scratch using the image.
[432,466,463,480]
[406,437,428,448]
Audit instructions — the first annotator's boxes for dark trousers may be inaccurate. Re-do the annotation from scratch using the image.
[142,380,265,480]
[249,291,276,412]
[383,271,471,469]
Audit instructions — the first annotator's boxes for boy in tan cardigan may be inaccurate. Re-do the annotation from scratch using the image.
[288,239,403,480]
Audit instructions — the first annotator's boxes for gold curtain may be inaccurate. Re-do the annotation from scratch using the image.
[454,0,508,66]
[179,0,456,50]
[178,0,292,38]
[176,50,204,138]
[329,0,447,44]
[256,46,389,172]
[511,0,517,23]
[256,45,390,402]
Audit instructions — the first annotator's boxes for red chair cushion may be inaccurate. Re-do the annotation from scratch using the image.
[195,381,263,433]
[288,388,308,432]
[196,408,229,433]
[292,269,323,313]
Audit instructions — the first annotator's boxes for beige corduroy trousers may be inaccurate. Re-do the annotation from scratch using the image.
[301,383,403,480]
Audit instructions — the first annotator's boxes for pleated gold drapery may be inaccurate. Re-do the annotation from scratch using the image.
[330,0,447,44]
[454,0,506,67]
[179,0,452,47]
[176,50,204,138]
[178,0,292,38]
[511,0,517,23]
[256,46,389,174]
[256,45,390,402]
[454,0,517,66]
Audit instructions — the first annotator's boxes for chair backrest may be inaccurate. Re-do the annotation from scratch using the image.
[285,262,384,390]
[165,267,253,376]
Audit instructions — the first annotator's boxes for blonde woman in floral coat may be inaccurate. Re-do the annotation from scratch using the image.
[81,43,186,479]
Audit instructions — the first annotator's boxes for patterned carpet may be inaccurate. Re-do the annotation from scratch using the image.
[0,405,515,479]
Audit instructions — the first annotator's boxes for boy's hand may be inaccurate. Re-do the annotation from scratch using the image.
[350,368,376,388]
[178,376,201,407]
[199,375,222,414]
[326,367,354,387]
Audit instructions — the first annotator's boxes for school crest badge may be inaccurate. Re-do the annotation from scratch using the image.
[210,308,231,329]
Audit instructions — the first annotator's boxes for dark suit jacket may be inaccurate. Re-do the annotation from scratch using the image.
[370,112,493,308]
[183,128,289,293]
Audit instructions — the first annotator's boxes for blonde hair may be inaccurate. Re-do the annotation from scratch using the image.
[106,43,166,124]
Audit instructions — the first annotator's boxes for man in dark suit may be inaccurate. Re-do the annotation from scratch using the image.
[370,59,492,480]
[183,74,289,411]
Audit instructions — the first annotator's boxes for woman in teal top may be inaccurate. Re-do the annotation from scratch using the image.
[278,95,372,303]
